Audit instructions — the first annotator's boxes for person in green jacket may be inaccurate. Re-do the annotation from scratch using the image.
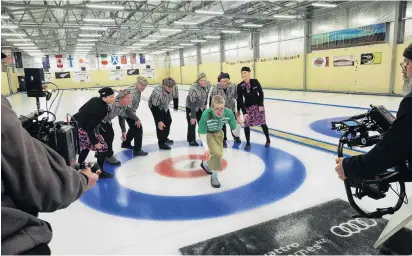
[199,95,242,188]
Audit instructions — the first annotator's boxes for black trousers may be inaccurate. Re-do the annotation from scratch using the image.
[22,244,51,255]
[124,117,143,150]
[173,98,179,110]
[222,111,239,141]
[150,107,172,146]
[78,122,114,171]
[186,107,203,142]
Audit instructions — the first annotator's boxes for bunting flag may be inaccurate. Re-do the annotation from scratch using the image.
[100,54,108,65]
[55,54,63,68]
[14,52,23,68]
[139,53,145,64]
[111,55,119,65]
[67,55,73,67]
[130,53,136,64]
[42,55,50,69]
[120,55,127,64]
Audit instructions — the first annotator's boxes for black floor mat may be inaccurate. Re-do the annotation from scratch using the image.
[179,199,412,255]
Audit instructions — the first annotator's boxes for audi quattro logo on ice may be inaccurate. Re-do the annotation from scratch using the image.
[330,218,377,237]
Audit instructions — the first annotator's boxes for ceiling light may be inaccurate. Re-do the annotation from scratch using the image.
[191,39,207,43]
[159,28,182,32]
[1,15,10,19]
[75,46,93,48]
[195,10,224,15]
[242,23,264,28]
[162,48,174,51]
[133,43,149,46]
[273,14,299,19]
[5,39,32,42]
[204,35,221,39]
[221,30,240,34]
[174,21,198,25]
[78,34,102,37]
[170,46,184,49]
[76,43,95,46]
[23,49,41,52]
[311,2,337,8]
[83,18,115,23]
[80,27,108,31]
[149,35,168,38]
[179,43,194,46]
[78,39,99,42]
[152,51,166,55]
[13,43,35,46]
[1,25,19,29]
[16,46,38,49]
[140,39,157,42]
[86,4,125,10]
[2,33,26,36]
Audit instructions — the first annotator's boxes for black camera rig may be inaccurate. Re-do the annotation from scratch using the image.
[331,105,410,218]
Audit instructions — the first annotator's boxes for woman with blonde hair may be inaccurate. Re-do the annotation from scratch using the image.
[199,95,242,188]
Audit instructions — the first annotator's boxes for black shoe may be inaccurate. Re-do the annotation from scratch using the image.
[166,139,174,145]
[159,144,171,150]
[234,137,241,143]
[265,140,271,147]
[223,140,227,148]
[189,141,199,146]
[121,142,133,149]
[244,142,251,150]
[99,170,114,178]
[200,160,212,175]
[133,149,148,156]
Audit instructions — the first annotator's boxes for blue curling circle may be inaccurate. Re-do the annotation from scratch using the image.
[79,141,306,221]
[310,116,351,138]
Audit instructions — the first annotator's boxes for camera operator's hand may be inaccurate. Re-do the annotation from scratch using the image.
[335,157,346,180]
[80,168,99,190]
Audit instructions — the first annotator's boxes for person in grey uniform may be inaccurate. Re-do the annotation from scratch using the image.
[149,78,176,150]
[1,95,99,255]
[121,76,148,154]
[172,83,179,111]
[185,72,211,146]
[209,72,241,147]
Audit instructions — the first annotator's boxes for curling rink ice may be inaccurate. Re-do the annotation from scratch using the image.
[6,86,412,255]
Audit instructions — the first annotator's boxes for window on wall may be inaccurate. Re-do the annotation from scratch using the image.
[404,1,412,41]
[201,42,220,64]
[224,33,253,62]
[183,47,197,66]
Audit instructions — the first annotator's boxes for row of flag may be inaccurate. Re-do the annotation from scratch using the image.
[40,53,146,69]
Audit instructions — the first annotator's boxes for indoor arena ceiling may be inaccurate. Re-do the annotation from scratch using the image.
[1,0,350,56]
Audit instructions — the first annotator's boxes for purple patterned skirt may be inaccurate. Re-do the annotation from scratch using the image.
[244,104,266,127]
[78,128,108,152]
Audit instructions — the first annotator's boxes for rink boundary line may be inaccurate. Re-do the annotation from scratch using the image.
[137,94,363,158]
[165,86,398,113]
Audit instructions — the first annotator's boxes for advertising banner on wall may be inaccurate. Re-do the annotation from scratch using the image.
[360,52,382,65]
[141,68,155,78]
[55,71,71,79]
[109,69,125,80]
[127,69,139,75]
[73,71,90,82]
[312,57,329,67]
[44,72,53,82]
[333,55,355,67]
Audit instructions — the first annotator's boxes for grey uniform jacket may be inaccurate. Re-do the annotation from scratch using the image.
[210,83,237,112]
[103,102,139,133]
[185,83,211,118]
[172,85,179,99]
[1,95,88,255]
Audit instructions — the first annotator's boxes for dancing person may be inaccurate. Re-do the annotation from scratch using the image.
[121,76,148,153]
[199,95,242,188]
[237,66,270,150]
[185,72,211,146]
[73,87,115,178]
[149,78,176,150]
[209,72,241,147]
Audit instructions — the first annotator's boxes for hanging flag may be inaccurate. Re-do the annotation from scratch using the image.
[67,55,74,67]
[139,53,145,64]
[14,52,23,68]
[100,54,108,65]
[111,55,119,65]
[55,54,63,68]
[130,53,136,64]
[120,55,127,64]
[42,55,50,69]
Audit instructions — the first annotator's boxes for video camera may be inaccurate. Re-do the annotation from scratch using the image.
[331,105,411,218]
[19,68,98,173]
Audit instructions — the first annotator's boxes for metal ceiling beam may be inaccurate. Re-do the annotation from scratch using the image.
[2,2,292,20]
